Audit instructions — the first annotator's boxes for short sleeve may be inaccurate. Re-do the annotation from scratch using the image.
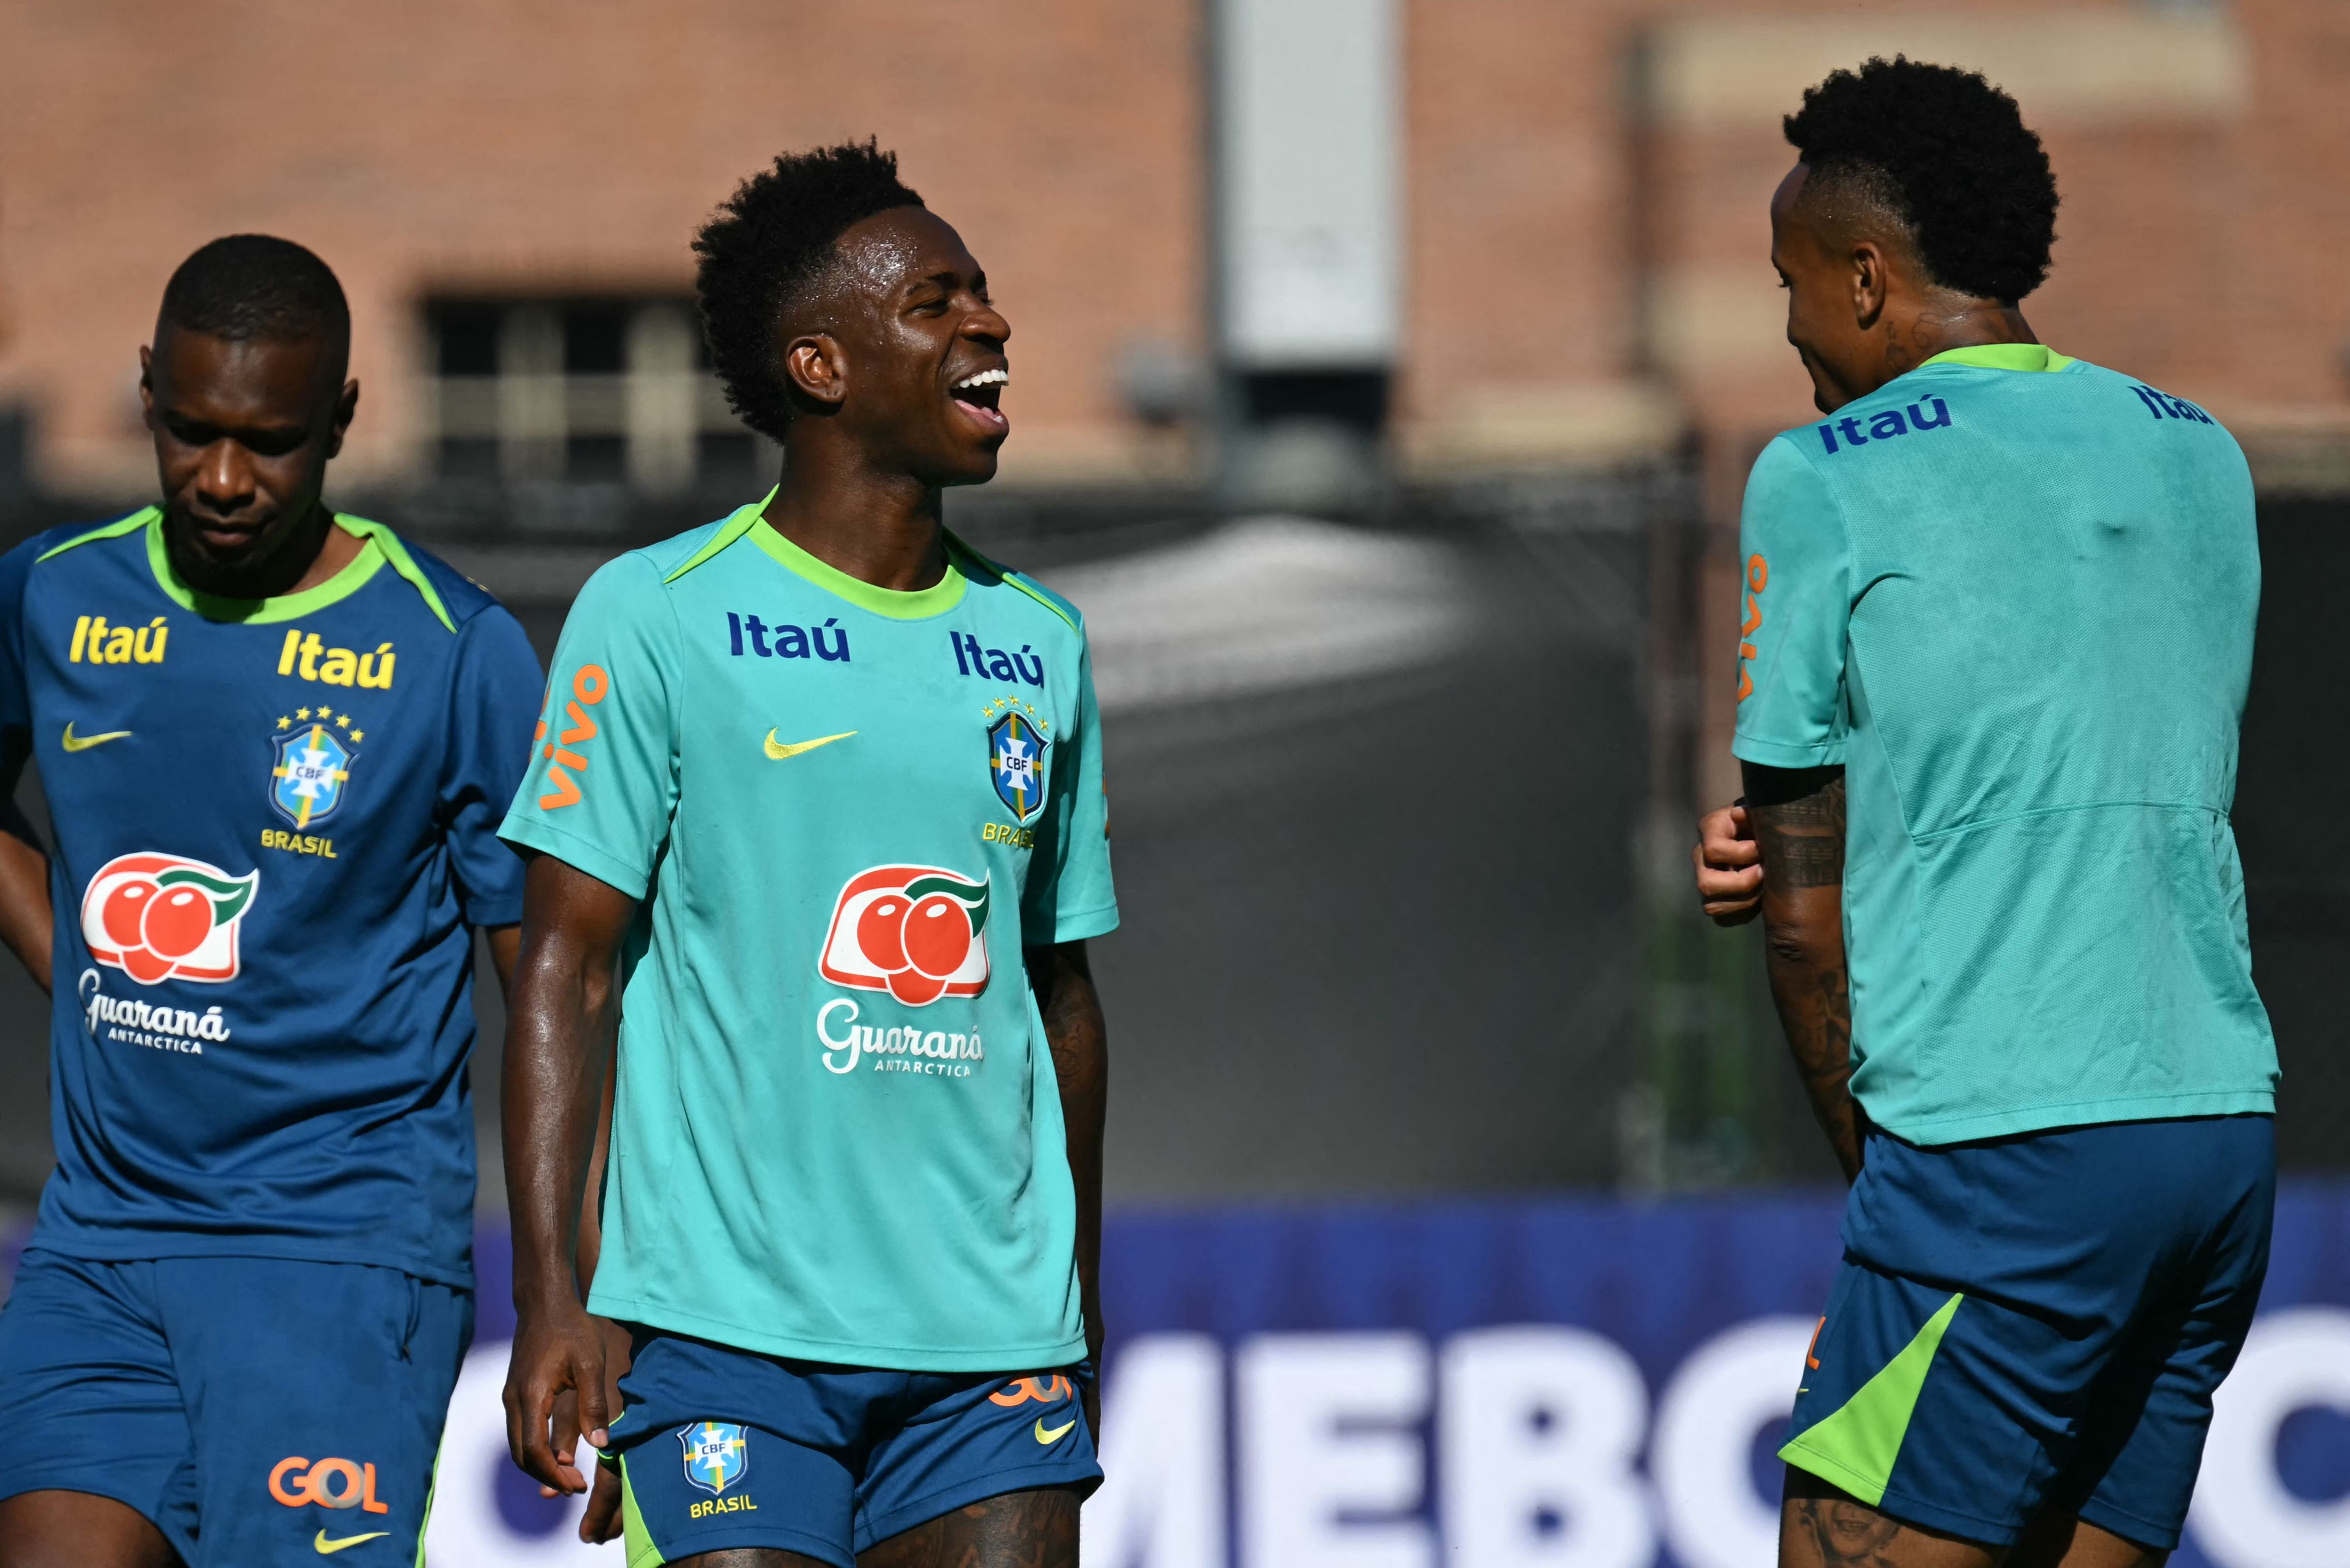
[1732,436,1853,769]
[438,606,545,927]
[497,553,682,901]
[1022,640,1118,946]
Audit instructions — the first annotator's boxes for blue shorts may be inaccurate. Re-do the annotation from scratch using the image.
[607,1326,1101,1568]
[0,1249,472,1567]
[1781,1115,2274,1550]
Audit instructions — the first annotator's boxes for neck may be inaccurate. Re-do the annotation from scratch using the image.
[1877,297,2036,386]
[169,500,360,601]
[761,435,949,593]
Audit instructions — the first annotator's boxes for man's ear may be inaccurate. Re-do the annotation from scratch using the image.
[1849,240,1888,332]
[784,334,848,406]
[325,378,359,460]
[138,344,156,431]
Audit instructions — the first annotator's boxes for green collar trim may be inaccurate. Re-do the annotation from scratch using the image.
[667,488,972,619]
[748,519,966,619]
[39,507,455,631]
[1922,343,2074,373]
[951,532,1078,633]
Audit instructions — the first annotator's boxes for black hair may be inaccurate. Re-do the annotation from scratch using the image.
[158,234,350,351]
[1783,56,2059,304]
[694,139,926,442]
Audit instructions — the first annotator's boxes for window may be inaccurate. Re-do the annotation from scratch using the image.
[421,297,763,494]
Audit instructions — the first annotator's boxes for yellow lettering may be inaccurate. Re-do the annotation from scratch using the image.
[103,626,135,663]
[356,643,395,689]
[278,628,301,675]
[134,617,167,664]
[69,616,91,663]
[297,633,324,681]
[319,647,357,686]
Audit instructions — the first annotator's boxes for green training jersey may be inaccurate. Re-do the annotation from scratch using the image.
[1733,344,2274,1144]
[500,493,1116,1369]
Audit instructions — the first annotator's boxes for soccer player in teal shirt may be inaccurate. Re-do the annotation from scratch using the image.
[1693,61,2273,1568]
[498,144,1115,1568]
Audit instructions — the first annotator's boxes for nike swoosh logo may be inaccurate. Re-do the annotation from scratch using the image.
[764,729,857,761]
[61,723,132,752]
[1035,1416,1077,1445]
[314,1531,389,1554]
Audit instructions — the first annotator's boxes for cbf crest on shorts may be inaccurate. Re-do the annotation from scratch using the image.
[987,707,1051,824]
[679,1421,748,1496]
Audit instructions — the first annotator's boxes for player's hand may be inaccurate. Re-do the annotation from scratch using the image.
[540,1316,631,1498]
[579,1457,625,1544]
[504,1297,610,1495]
[1694,803,1763,925]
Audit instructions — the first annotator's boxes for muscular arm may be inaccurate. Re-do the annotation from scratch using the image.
[0,733,50,993]
[1744,762,1862,1184]
[502,853,636,1495]
[1027,940,1107,1434]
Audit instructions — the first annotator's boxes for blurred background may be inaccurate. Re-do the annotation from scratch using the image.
[1,2,2345,1565]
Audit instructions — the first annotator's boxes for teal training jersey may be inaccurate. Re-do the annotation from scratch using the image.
[1733,343,2275,1144]
[499,494,1117,1370]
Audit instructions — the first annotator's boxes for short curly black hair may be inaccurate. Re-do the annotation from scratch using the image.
[1783,56,2059,304]
[694,140,925,442]
[159,234,349,352]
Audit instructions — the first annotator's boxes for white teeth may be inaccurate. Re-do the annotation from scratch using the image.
[955,368,1010,391]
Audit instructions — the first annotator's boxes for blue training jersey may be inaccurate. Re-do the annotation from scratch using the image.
[0,509,543,1284]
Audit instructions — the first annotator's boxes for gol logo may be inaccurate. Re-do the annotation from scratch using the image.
[80,852,260,985]
[989,1374,1074,1408]
[269,1455,390,1514]
[818,865,992,1006]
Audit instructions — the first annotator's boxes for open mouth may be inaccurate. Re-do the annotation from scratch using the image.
[952,367,1010,435]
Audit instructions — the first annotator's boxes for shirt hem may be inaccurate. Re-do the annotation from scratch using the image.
[25,1230,473,1290]
[1051,904,1119,944]
[1732,735,1848,769]
[498,814,651,901]
[590,1291,1086,1372]
[1868,1088,2275,1146]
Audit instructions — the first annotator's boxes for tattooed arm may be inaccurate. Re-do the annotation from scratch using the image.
[1744,762,1861,1183]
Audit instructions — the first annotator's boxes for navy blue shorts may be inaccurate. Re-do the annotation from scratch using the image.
[607,1326,1101,1568]
[1780,1115,2274,1550]
[0,1249,472,1566]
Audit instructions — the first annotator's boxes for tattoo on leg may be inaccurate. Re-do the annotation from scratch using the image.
[859,1486,1080,1568]
[1797,1497,1906,1566]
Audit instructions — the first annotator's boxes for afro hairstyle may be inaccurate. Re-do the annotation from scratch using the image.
[158,235,350,356]
[694,139,926,443]
[1783,56,2059,305]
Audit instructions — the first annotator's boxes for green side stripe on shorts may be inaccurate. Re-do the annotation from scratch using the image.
[413,1451,442,1568]
[1779,1292,1964,1506]
[620,1455,667,1568]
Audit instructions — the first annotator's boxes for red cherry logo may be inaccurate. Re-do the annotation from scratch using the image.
[902,894,973,979]
[856,896,910,972]
[887,968,948,1005]
[120,945,176,983]
[141,885,213,960]
[102,880,156,949]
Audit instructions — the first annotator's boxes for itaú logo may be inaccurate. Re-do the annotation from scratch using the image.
[269,1455,390,1514]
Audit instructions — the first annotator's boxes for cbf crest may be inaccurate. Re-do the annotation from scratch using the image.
[269,720,357,831]
[679,1421,748,1496]
[986,702,1052,824]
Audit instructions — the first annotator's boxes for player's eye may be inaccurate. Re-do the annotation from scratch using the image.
[241,429,309,458]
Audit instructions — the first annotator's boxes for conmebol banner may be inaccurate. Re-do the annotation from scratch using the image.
[38,1188,2331,1567]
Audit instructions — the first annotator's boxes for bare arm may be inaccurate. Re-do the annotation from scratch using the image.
[0,732,50,993]
[1028,939,1107,1436]
[1744,762,1862,1183]
[501,853,636,1496]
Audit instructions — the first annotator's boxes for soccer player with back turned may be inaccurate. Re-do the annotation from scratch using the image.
[0,238,545,1566]
[1691,61,2276,1568]
[500,143,1116,1568]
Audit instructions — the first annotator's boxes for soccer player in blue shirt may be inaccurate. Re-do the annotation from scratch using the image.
[498,142,1116,1568]
[0,236,544,1566]
[1693,61,2274,1568]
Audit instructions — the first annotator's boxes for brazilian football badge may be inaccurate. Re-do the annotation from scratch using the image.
[985,700,1052,824]
[268,712,361,830]
[680,1421,748,1496]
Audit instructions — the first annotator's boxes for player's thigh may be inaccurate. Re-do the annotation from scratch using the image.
[859,1486,1080,1568]
[2007,1509,2167,1568]
[0,1251,191,1559]
[154,1257,471,1568]
[0,1490,180,1568]
[1780,1468,1998,1568]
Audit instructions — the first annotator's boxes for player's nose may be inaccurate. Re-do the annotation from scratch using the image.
[194,440,256,510]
